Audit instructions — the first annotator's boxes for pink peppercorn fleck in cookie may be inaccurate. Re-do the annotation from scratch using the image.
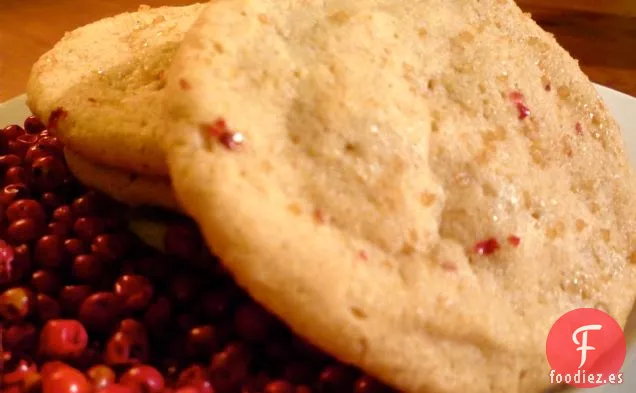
[163,0,636,392]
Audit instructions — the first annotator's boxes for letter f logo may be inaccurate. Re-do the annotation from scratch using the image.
[572,324,603,369]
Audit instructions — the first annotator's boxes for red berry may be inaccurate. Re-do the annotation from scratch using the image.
[87,364,116,390]
[3,323,38,354]
[72,254,105,284]
[0,154,22,168]
[4,166,29,184]
[7,218,43,244]
[52,205,74,227]
[1,124,25,141]
[25,145,52,165]
[31,270,62,295]
[11,243,32,280]
[6,199,46,223]
[73,216,106,242]
[73,341,104,370]
[1,182,29,203]
[176,365,213,393]
[264,380,295,393]
[143,297,173,337]
[40,192,63,210]
[209,343,251,392]
[0,239,16,284]
[114,274,154,311]
[78,292,121,333]
[31,156,67,191]
[175,387,200,393]
[39,319,89,359]
[22,371,44,393]
[34,234,67,268]
[186,325,221,359]
[120,365,165,393]
[58,285,93,316]
[91,233,131,261]
[24,116,46,134]
[41,365,91,393]
[38,135,64,152]
[36,293,62,322]
[0,183,29,206]
[0,354,37,385]
[14,133,39,154]
[97,384,136,393]
[0,286,33,322]
[64,238,87,256]
[119,318,149,343]
[40,361,69,377]
[104,331,147,366]
[47,221,70,237]
[71,191,104,216]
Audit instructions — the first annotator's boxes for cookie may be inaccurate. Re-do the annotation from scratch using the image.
[26,3,205,177]
[163,0,636,392]
[64,149,178,210]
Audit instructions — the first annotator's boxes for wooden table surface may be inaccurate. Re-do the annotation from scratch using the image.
[1,0,635,102]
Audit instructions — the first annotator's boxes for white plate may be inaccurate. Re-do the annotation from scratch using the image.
[2,86,636,392]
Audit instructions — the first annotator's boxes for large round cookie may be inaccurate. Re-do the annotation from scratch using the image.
[26,3,204,177]
[163,0,636,392]
[64,149,178,211]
